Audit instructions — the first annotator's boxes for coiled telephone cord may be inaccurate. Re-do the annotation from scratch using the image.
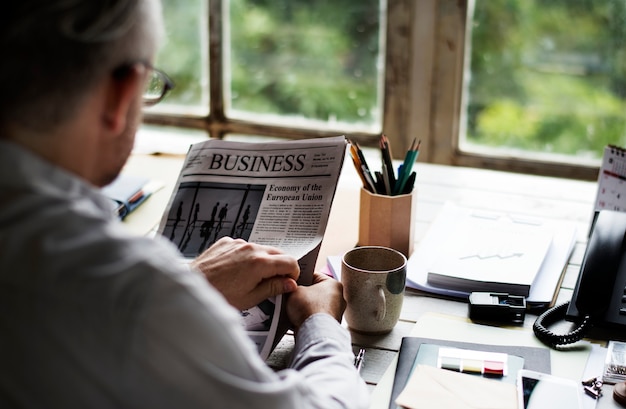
[532,302,593,349]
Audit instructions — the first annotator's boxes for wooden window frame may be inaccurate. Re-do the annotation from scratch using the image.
[143,0,599,180]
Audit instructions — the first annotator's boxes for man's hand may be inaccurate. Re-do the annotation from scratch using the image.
[286,272,346,331]
[191,237,300,310]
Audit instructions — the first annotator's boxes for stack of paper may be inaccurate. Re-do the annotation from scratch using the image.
[406,202,578,308]
[425,208,553,297]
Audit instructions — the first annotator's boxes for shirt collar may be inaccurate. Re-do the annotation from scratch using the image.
[0,140,114,216]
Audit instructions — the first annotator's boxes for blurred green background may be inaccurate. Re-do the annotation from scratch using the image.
[468,0,626,156]
[155,0,626,158]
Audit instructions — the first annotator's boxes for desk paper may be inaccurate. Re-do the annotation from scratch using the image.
[368,313,593,409]
[395,365,517,409]
[594,145,626,213]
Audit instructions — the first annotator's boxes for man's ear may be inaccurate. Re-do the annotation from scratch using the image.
[102,65,145,134]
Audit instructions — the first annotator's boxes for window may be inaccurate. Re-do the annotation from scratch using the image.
[152,0,208,113]
[145,0,624,180]
[467,0,626,160]
[147,0,386,139]
[228,0,383,131]
[428,0,626,179]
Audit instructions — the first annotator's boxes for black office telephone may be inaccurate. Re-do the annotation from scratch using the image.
[533,209,626,348]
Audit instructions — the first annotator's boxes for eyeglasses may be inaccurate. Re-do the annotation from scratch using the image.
[113,63,175,106]
[142,67,175,106]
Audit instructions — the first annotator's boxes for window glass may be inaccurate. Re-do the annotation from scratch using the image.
[464,0,626,160]
[228,0,384,131]
[153,0,208,111]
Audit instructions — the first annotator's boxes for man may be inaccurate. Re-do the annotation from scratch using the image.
[0,1,368,408]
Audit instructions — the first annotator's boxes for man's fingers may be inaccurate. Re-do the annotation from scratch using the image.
[241,277,298,310]
[257,254,300,282]
[217,239,300,281]
[311,272,332,284]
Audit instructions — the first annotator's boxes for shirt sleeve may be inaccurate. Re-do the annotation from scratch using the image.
[128,255,369,409]
[288,313,371,408]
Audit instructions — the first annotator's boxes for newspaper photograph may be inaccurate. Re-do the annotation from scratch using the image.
[156,135,346,359]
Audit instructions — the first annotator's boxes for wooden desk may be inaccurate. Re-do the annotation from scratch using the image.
[122,151,617,407]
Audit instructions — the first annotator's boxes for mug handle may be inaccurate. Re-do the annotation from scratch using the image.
[376,286,386,321]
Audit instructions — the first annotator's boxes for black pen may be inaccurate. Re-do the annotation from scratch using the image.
[380,135,396,192]
[402,171,416,194]
[354,348,365,373]
[374,171,386,195]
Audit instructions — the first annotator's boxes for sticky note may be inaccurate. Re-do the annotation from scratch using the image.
[437,347,508,377]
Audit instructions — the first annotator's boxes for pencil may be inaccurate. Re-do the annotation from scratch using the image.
[354,141,377,193]
[394,139,420,195]
[382,163,392,195]
[349,140,376,193]
[350,153,369,191]
[380,134,396,192]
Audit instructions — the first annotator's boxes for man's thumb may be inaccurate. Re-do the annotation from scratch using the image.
[256,277,298,301]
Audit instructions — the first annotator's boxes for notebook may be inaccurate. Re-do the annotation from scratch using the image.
[388,337,551,409]
[101,174,159,220]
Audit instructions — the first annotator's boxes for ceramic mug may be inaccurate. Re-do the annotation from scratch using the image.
[341,246,407,334]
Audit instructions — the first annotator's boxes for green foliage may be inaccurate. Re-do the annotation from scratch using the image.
[155,0,205,106]
[469,0,626,157]
[229,0,381,123]
[156,0,626,158]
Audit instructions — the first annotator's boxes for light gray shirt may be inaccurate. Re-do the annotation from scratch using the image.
[0,141,369,409]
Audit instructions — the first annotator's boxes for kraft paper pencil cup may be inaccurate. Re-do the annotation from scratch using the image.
[357,187,416,258]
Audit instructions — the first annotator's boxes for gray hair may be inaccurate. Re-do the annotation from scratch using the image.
[0,0,163,132]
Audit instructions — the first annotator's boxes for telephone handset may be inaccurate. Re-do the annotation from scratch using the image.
[533,210,626,348]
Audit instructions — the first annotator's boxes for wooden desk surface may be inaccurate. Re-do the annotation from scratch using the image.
[121,150,616,407]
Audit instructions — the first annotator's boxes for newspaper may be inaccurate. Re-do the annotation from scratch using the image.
[156,135,347,359]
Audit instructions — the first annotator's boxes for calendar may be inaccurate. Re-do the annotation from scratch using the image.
[594,145,626,212]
